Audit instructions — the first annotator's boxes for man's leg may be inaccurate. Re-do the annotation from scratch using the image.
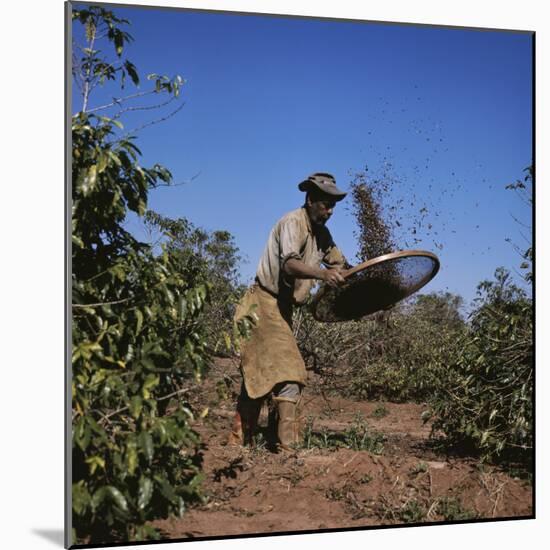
[228,383,264,446]
[272,382,302,451]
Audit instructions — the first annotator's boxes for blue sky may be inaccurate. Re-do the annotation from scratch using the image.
[72,4,533,307]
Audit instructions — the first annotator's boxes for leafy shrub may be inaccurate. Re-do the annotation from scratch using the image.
[143,211,246,357]
[72,107,211,544]
[296,291,465,402]
[428,268,533,465]
[70,7,250,543]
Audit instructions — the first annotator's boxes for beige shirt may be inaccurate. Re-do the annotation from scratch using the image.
[256,207,346,304]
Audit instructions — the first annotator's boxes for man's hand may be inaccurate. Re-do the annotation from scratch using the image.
[284,259,346,288]
[321,267,345,288]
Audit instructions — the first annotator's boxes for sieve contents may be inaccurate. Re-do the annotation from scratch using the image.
[312,254,438,322]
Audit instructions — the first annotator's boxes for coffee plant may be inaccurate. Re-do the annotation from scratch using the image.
[70,6,252,543]
[296,291,465,403]
[143,211,247,358]
[428,268,532,465]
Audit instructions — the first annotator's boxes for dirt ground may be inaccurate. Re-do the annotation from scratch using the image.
[152,358,533,540]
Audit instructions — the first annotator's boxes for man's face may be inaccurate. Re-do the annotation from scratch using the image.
[307,194,337,226]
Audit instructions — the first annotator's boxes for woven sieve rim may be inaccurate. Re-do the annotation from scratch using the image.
[310,249,441,322]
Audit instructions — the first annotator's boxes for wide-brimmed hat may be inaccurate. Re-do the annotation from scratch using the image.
[298,172,347,201]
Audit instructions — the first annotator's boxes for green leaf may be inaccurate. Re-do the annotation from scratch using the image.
[129,395,143,419]
[178,297,187,320]
[107,486,129,513]
[138,477,154,510]
[177,496,186,518]
[125,344,135,362]
[142,374,160,399]
[164,287,175,305]
[135,309,143,334]
[137,198,147,216]
[80,165,97,195]
[85,455,106,475]
[126,439,138,475]
[143,306,153,320]
[139,431,154,464]
[74,418,91,451]
[72,234,84,248]
[154,474,178,504]
[91,486,108,512]
[114,29,124,56]
[124,60,140,86]
[154,419,167,445]
[72,481,91,516]
[108,150,122,166]
[97,152,109,173]
[141,358,156,372]
[223,332,231,351]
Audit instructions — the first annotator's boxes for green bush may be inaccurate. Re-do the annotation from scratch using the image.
[72,107,212,543]
[295,291,465,402]
[143,211,246,358]
[70,7,251,542]
[427,268,532,464]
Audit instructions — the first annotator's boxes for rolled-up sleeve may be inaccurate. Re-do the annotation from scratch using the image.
[319,228,348,268]
[323,244,347,268]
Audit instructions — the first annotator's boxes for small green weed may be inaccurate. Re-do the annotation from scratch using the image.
[435,497,477,521]
[399,499,427,523]
[409,462,428,476]
[215,376,232,401]
[371,403,389,418]
[373,493,477,525]
[302,416,384,454]
[325,485,347,501]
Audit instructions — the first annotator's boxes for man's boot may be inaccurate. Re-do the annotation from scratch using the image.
[273,396,300,452]
[227,397,262,446]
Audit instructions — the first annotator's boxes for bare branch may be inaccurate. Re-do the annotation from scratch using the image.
[121,101,186,139]
[509,211,531,230]
[72,297,133,308]
[511,185,532,206]
[518,229,531,245]
[86,89,161,114]
[112,95,179,119]
[100,386,191,423]
[154,171,202,188]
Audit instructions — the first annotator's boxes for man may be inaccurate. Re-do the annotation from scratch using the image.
[229,172,348,451]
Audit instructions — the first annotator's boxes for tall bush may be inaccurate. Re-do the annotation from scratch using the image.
[428,269,532,464]
[70,6,250,542]
[296,292,465,402]
[143,211,246,357]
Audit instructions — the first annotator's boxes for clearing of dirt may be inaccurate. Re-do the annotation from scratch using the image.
[152,358,533,540]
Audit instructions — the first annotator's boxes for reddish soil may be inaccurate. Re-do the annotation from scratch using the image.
[152,358,532,540]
